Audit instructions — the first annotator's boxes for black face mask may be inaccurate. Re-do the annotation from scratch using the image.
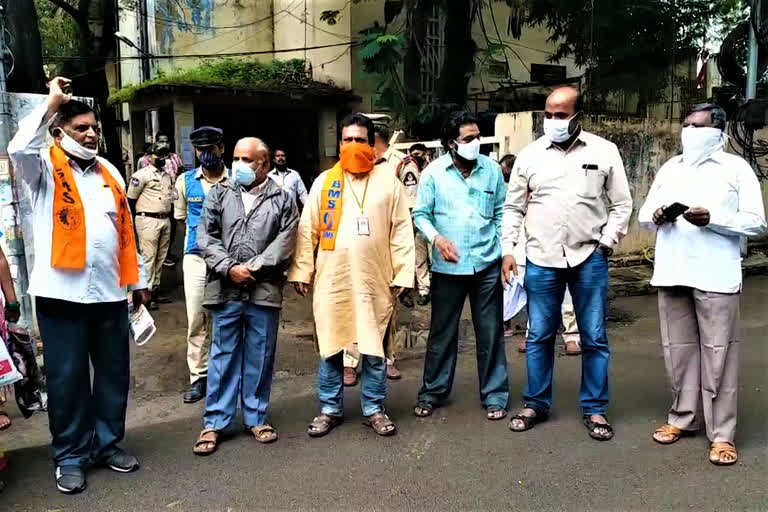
[155,158,166,168]
[412,156,425,167]
[199,150,222,170]
[503,172,511,183]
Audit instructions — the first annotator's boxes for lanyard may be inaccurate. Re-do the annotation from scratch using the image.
[344,173,369,213]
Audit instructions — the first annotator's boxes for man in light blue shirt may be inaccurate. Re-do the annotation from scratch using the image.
[412,111,509,421]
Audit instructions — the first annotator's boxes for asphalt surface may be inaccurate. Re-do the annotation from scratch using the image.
[2,278,768,511]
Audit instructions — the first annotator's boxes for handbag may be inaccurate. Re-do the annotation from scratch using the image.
[0,336,21,387]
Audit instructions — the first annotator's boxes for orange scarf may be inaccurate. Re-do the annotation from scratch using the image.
[49,145,140,287]
[319,143,374,251]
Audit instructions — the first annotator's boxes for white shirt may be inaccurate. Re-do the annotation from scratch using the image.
[8,105,147,303]
[241,178,270,214]
[638,150,766,293]
[268,168,307,205]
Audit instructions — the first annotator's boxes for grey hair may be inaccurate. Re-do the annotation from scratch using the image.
[685,103,727,130]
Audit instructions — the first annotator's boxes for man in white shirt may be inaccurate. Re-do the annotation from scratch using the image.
[638,103,766,466]
[8,77,150,494]
[268,149,308,207]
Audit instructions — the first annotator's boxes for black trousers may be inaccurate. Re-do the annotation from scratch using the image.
[36,297,129,467]
[417,260,510,409]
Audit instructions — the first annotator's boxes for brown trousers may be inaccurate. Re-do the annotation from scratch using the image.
[658,287,740,442]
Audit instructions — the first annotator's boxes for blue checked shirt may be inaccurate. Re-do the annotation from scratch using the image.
[413,153,506,275]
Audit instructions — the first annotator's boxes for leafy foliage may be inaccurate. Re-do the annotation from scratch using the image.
[108,59,311,104]
[35,0,79,76]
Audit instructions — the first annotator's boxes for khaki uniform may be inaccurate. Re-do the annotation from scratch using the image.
[400,160,430,297]
[127,165,173,291]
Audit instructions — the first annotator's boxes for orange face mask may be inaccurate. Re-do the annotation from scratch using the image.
[339,142,375,175]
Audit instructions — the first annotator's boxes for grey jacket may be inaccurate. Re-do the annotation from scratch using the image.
[197,178,299,308]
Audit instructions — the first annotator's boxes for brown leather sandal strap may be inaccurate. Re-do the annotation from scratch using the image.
[655,424,682,436]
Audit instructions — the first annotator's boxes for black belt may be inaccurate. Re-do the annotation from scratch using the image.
[136,212,170,219]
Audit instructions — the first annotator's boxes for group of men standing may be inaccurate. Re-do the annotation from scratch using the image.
[6,76,763,494]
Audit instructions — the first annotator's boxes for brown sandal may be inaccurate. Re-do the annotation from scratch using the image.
[653,423,690,445]
[307,414,343,438]
[709,442,738,466]
[250,425,278,444]
[0,410,10,432]
[366,412,397,436]
[193,428,219,456]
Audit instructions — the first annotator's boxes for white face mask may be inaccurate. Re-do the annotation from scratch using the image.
[454,138,481,161]
[232,161,257,187]
[543,116,576,144]
[681,126,726,166]
[58,131,98,160]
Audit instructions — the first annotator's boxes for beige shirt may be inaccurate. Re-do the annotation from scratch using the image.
[127,165,173,213]
[502,130,633,268]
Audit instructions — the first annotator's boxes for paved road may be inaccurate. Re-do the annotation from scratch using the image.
[2,279,768,511]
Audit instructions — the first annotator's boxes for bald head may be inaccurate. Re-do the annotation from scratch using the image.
[233,137,271,188]
[545,86,580,119]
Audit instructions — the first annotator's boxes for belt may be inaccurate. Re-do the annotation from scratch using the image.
[136,212,170,219]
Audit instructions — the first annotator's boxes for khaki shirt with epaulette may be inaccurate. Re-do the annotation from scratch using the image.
[127,165,173,213]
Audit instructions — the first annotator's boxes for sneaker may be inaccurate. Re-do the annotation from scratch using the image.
[415,293,431,306]
[183,378,207,404]
[399,292,414,308]
[100,449,140,473]
[55,465,86,494]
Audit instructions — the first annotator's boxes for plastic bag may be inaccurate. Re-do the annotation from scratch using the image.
[129,304,156,347]
[0,336,22,387]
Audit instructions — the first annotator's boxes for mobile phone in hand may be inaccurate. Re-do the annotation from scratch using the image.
[664,202,689,222]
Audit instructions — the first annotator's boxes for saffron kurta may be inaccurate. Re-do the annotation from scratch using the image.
[288,162,415,359]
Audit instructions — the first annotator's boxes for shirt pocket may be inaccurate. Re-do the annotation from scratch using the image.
[576,165,609,199]
[474,189,496,219]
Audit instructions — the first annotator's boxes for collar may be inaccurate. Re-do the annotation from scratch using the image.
[270,167,291,175]
[676,150,725,167]
[195,166,229,183]
[545,131,587,153]
[68,157,99,174]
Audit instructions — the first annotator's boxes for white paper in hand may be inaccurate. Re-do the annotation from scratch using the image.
[503,276,527,322]
[129,304,157,346]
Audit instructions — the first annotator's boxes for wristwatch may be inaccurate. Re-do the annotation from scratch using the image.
[597,244,614,257]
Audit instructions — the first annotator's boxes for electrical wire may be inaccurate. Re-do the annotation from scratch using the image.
[729,102,768,179]
[45,41,356,62]
[284,10,353,40]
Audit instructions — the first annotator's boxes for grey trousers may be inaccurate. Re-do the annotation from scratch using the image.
[658,287,740,442]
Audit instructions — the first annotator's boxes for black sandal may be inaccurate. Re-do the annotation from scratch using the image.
[307,414,343,438]
[583,415,614,441]
[413,402,434,418]
[508,410,548,432]
[486,406,507,421]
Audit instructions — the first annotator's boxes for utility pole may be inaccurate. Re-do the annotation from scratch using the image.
[747,0,761,100]
[0,4,33,333]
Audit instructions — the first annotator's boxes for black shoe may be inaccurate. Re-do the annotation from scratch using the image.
[55,465,86,494]
[415,292,431,306]
[99,449,140,473]
[183,378,207,404]
[163,255,178,267]
[154,296,172,304]
[399,292,414,309]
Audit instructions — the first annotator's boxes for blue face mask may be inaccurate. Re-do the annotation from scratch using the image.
[232,161,257,187]
[199,149,222,170]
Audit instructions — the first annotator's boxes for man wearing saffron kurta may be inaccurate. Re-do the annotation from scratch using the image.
[288,113,415,438]
[8,77,150,494]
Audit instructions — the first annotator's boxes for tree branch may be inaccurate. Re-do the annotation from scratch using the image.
[46,0,82,22]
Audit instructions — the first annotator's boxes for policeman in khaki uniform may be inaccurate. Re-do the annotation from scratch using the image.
[127,144,173,309]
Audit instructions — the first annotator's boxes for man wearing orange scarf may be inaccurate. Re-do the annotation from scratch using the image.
[8,77,149,494]
[288,113,414,438]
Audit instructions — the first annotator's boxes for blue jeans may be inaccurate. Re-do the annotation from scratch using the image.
[523,250,610,415]
[317,351,387,417]
[204,301,279,430]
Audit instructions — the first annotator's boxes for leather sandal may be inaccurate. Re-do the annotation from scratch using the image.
[366,412,396,436]
[509,410,548,432]
[249,424,278,444]
[583,415,614,441]
[193,429,219,456]
[0,410,11,431]
[709,442,738,466]
[653,423,690,445]
[307,414,343,438]
[413,401,434,417]
[486,407,507,421]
